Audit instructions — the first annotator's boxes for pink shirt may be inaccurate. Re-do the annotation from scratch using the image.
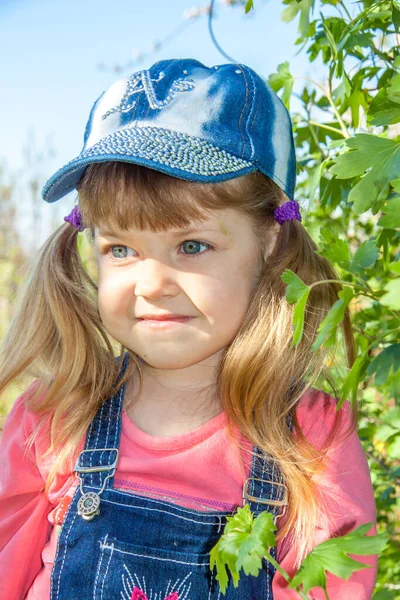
[0,381,377,599]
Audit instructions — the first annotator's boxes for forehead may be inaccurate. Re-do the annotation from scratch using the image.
[94,207,245,238]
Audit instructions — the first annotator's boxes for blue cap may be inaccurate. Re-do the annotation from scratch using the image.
[42,58,296,203]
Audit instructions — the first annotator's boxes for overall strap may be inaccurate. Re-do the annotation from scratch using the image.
[74,353,129,493]
[243,414,293,521]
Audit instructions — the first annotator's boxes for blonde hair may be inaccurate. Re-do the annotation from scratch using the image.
[0,162,356,564]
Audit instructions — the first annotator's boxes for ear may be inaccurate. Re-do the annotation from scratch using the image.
[263,222,280,261]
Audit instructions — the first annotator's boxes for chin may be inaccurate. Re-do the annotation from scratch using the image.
[131,347,218,370]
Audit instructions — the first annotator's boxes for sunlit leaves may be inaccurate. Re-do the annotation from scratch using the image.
[210,507,387,597]
[312,286,354,351]
[244,0,254,14]
[209,505,277,594]
[281,0,316,38]
[268,62,294,109]
[289,524,388,595]
[329,135,400,214]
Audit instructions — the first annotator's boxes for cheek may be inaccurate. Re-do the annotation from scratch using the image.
[97,272,131,318]
[195,265,255,324]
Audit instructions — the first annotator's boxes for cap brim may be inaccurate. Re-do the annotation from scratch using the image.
[42,126,256,203]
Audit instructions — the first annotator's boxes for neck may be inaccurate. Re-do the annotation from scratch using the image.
[124,354,224,437]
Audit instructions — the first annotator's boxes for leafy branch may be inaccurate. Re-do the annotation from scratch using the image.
[210,505,388,598]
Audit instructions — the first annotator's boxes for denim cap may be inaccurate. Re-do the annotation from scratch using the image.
[42,58,296,204]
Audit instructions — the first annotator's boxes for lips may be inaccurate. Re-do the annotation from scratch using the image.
[137,314,189,321]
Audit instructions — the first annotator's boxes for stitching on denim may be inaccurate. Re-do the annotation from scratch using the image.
[83,485,232,519]
[236,65,247,158]
[86,417,95,487]
[87,494,230,524]
[113,387,122,448]
[259,451,266,513]
[271,462,276,516]
[54,512,77,597]
[100,539,114,600]
[99,395,113,487]
[176,571,192,598]
[265,564,270,600]
[243,66,256,160]
[100,542,209,566]
[90,400,105,486]
[94,533,107,600]
[207,568,214,600]
[248,68,260,151]
[122,563,135,599]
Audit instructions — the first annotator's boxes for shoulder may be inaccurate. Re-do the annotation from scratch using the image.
[2,380,46,443]
[294,387,354,451]
[1,380,52,472]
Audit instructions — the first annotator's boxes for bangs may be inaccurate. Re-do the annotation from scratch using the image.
[76,162,260,234]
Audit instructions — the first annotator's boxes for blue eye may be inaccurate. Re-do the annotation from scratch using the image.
[181,240,213,256]
[109,246,135,260]
[104,240,214,262]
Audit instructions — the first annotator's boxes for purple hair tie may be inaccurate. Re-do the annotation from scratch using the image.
[273,199,302,225]
[64,205,86,232]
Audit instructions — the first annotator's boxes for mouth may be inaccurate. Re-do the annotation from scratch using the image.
[136,316,193,328]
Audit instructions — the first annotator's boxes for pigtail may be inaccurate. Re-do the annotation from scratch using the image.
[0,222,136,494]
[220,216,358,564]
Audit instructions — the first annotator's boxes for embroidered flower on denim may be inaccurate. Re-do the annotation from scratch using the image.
[122,566,192,600]
[131,589,178,600]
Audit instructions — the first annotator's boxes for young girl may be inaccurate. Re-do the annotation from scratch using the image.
[0,58,377,599]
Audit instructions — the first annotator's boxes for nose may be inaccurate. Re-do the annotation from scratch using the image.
[133,258,180,299]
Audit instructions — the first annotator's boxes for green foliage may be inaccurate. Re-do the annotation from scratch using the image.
[210,505,388,598]
[261,0,400,596]
[289,524,388,594]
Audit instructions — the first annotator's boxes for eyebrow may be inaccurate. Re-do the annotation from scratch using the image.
[97,226,229,238]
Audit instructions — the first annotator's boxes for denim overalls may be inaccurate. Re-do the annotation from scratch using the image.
[50,355,288,600]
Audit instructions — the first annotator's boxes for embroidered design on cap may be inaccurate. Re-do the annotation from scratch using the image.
[102,70,196,120]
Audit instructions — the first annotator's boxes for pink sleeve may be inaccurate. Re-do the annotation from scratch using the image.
[273,391,377,600]
[0,381,53,600]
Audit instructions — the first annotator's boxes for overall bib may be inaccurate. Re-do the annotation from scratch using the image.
[50,355,288,600]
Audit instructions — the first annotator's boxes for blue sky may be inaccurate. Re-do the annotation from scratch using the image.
[1,0,328,171]
[0,0,328,242]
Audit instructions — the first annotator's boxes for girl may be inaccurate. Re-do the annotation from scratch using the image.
[0,58,377,599]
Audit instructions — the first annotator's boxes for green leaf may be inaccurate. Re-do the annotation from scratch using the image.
[244,0,254,14]
[392,2,400,31]
[339,353,369,408]
[312,286,354,351]
[368,88,400,127]
[367,345,400,386]
[281,269,309,303]
[292,289,311,347]
[267,62,294,109]
[380,279,400,310]
[329,134,400,214]
[331,72,352,105]
[390,177,400,193]
[378,196,400,228]
[348,89,368,129]
[350,239,380,272]
[289,524,389,594]
[318,229,351,269]
[210,541,230,593]
[209,505,277,594]
[388,260,400,274]
[281,0,316,38]
[387,73,400,104]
